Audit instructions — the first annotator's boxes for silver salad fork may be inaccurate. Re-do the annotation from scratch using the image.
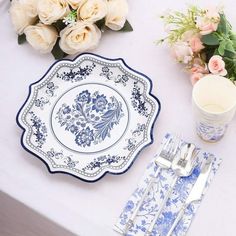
[123,135,181,235]
[145,143,198,236]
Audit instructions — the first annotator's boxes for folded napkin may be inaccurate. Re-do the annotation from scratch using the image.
[114,134,222,236]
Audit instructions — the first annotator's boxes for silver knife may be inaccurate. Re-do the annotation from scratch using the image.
[166,157,213,236]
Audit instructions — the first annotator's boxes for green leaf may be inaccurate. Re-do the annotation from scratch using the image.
[51,39,67,60]
[119,20,133,32]
[214,48,220,56]
[224,50,236,59]
[224,57,236,78]
[225,41,235,53]
[52,20,66,32]
[218,41,226,55]
[95,18,106,30]
[229,32,236,41]
[18,34,26,45]
[231,39,236,49]
[217,14,229,34]
[201,33,220,46]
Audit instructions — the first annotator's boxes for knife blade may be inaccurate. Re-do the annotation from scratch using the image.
[166,156,213,236]
[185,156,213,205]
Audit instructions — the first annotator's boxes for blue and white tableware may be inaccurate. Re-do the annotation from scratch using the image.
[17,53,161,182]
[115,134,222,236]
[192,75,236,142]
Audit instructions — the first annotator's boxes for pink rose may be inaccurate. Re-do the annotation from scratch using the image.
[190,73,204,85]
[196,7,220,35]
[193,57,204,65]
[191,65,207,74]
[191,58,209,74]
[189,36,205,53]
[208,55,227,76]
[172,41,193,64]
[197,22,218,35]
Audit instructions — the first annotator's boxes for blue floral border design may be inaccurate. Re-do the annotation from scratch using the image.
[16,53,161,183]
[56,62,96,82]
[47,148,79,168]
[131,81,149,117]
[99,66,129,86]
[34,81,59,110]
[28,111,48,148]
[82,155,126,172]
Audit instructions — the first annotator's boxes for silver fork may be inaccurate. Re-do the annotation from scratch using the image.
[145,143,198,236]
[122,135,181,235]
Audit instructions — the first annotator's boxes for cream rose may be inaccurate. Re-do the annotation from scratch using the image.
[172,41,193,64]
[77,0,107,22]
[59,22,101,54]
[66,0,82,9]
[105,0,128,31]
[9,0,37,35]
[208,55,227,76]
[24,23,58,54]
[37,0,70,25]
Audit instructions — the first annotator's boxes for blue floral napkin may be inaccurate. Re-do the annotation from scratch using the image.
[114,134,222,236]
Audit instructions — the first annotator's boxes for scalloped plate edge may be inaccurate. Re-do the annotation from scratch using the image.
[16,53,161,182]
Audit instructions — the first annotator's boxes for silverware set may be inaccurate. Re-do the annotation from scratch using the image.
[123,135,180,234]
[121,135,213,236]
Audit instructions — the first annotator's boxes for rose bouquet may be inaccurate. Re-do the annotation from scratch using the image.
[9,0,133,59]
[159,6,236,85]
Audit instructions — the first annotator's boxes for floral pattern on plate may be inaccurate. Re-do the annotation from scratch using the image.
[55,90,124,148]
[17,53,161,182]
[115,134,222,235]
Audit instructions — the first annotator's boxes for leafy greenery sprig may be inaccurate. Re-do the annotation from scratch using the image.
[159,5,236,83]
[159,6,201,44]
[201,14,236,81]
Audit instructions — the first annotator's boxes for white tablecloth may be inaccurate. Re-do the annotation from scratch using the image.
[1,0,236,235]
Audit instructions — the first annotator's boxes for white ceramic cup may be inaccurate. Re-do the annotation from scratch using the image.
[192,75,236,142]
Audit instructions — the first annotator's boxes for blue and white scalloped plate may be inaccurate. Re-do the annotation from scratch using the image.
[17,53,161,182]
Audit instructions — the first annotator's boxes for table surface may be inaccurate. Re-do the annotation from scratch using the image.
[1,0,236,235]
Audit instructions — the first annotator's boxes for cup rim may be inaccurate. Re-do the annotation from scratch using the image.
[192,75,236,115]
